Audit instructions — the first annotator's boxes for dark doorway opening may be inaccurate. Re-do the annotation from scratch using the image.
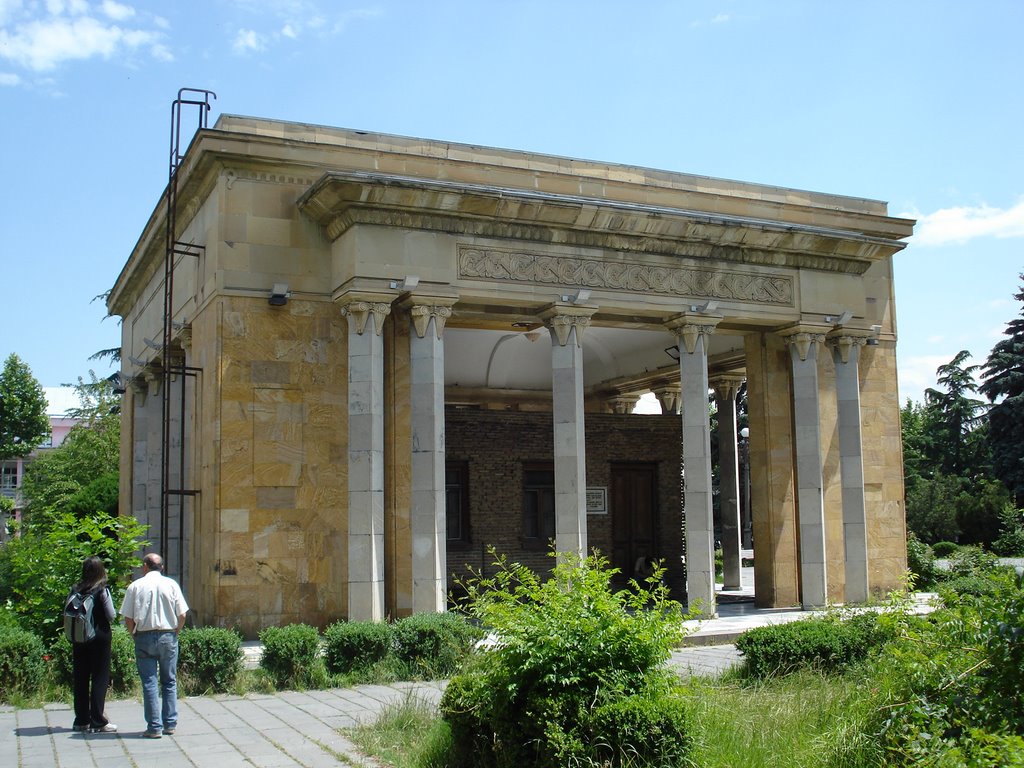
[610,463,658,588]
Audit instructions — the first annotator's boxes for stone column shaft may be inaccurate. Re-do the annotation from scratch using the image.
[784,330,828,609]
[831,335,869,603]
[409,304,452,614]
[544,308,594,558]
[670,318,720,618]
[342,300,391,621]
[712,377,744,591]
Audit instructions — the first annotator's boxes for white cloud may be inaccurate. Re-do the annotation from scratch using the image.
[232,28,265,54]
[901,199,1024,247]
[100,0,134,22]
[281,22,296,39]
[0,1,171,72]
[0,71,20,85]
[711,14,731,23]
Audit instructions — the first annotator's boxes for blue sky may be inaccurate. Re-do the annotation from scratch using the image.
[2,0,1021,408]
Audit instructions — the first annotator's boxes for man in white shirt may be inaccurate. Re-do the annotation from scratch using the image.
[120,553,188,738]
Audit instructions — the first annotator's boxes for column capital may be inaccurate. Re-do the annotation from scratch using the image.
[827,332,870,364]
[777,323,830,362]
[338,294,393,336]
[400,297,458,340]
[665,314,721,355]
[174,325,193,355]
[143,368,162,398]
[651,385,681,415]
[539,303,598,347]
[709,374,746,401]
[606,393,640,414]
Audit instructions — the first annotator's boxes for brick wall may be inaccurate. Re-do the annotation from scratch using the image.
[444,408,685,597]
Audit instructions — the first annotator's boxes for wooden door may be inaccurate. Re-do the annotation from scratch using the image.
[611,463,658,585]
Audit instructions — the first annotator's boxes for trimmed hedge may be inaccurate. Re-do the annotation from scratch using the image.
[49,625,138,694]
[392,612,480,678]
[259,623,326,689]
[178,627,244,694]
[323,620,392,675]
[736,613,893,678]
[0,624,47,702]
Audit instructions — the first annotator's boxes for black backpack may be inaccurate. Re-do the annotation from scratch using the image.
[63,589,97,644]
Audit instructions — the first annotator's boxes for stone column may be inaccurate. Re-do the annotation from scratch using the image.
[406,300,456,614]
[779,326,828,610]
[541,304,597,558]
[711,375,745,591]
[340,297,392,621]
[666,315,721,618]
[829,332,870,604]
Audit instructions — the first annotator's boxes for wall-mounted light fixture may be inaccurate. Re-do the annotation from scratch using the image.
[128,355,147,367]
[389,275,420,291]
[665,345,680,361]
[866,323,882,346]
[143,337,162,350]
[269,283,290,306]
[559,289,593,304]
[824,310,853,325]
[689,300,719,313]
[107,372,126,396]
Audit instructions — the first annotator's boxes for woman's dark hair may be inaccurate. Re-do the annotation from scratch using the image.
[77,556,108,594]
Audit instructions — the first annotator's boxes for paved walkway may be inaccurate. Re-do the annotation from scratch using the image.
[2,646,742,768]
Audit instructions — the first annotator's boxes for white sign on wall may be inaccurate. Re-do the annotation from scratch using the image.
[586,487,607,515]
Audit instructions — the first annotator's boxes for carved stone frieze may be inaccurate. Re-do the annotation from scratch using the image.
[457,245,794,304]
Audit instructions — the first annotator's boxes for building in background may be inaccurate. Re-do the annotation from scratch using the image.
[108,114,914,635]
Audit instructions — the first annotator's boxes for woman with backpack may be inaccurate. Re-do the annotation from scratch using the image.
[68,556,117,733]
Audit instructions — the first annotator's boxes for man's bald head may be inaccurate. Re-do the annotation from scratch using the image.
[143,553,164,572]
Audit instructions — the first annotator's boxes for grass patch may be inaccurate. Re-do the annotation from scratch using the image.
[346,693,452,768]
[348,670,880,768]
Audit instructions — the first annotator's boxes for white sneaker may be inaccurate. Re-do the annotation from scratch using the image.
[90,723,117,733]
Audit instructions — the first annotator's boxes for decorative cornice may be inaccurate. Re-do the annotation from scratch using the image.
[458,244,795,304]
[338,300,392,336]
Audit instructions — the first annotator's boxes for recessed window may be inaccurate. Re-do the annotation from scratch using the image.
[445,461,470,549]
[523,463,555,546]
[0,464,17,491]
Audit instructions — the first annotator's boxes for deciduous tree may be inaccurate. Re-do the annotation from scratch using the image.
[0,354,50,460]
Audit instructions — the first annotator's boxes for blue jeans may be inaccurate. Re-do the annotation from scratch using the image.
[134,631,178,733]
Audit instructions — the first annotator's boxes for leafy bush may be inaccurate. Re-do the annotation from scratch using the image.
[178,627,244,694]
[858,568,1024,765]
[0,510,146,641]
[392,612,479,678]
[258,623,326,689]
[0,624,47,701]
[931,540,959,557]
[585,679,693,767]
[992,503,1024,556]
[905,532,937,588]
[736,612,893,679]
[439,551,690,768]
[49,625,138,694]
[323,620,393,675]
[949,545,999,576]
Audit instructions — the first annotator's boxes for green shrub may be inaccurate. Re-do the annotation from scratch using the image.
[736,612,892,679]
[323,620,393,675]
[439,550,690,768]
[586,678,692,768]
[258,623,326,690]
[905,532,937,588]
[938,573,1004,598]
[949,545,999,576]
[0,624,47,701]
[931,541,959,557]
[858,570,1024,765]
[178,627,244,694]
[49,625,137,694]
[392,612,479,678]
[993,503,1024,556]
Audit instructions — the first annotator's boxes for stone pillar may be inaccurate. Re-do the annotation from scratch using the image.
[340,297,392,621]
[406,300,455,614]
[829,332,870,603]
[666,315,721,618]
[711,375,745,591]
[652,385,681,415]
[779,326,829,610]
[542,304,597,558]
